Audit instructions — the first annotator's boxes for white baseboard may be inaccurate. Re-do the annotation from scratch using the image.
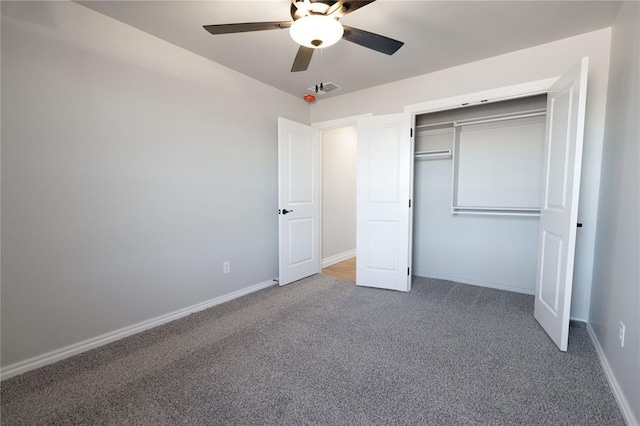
[0,279,276,381]
[587,323,638,426]
[413,270,535,295]
[322,250,356,269]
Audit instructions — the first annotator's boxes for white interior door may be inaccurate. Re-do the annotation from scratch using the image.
[356,113,413,292]
[534,57,589,351]
[278,117,321,286]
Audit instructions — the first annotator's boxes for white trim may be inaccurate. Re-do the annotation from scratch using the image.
[413,270,536,295]
[404,77,558,115]
[312,113,372,130]
[587,324,638,426]
[0,279,276,381]
[321,249,356,268]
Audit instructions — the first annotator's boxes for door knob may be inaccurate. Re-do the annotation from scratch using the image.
[282,209,293,215]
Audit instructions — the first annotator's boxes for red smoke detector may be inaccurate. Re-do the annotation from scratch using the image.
[303,93,316,103]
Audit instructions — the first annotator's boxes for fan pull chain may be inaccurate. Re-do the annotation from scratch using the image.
[315,49,320,93]
[313,50,326,94]
[320,50,324,92]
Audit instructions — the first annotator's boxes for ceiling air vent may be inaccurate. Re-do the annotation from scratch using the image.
[307,82,342,95]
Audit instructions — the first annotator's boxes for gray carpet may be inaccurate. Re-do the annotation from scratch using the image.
[1,275,624,425]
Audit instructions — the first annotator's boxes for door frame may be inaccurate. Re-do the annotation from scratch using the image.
[404,78,558,116]
[403,78,560,291]
[311,114,372,272]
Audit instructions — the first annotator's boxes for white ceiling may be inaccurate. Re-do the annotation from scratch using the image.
[77,1,621,99]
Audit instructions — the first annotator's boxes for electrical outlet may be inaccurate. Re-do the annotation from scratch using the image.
[619,322,626,348]
[223,261,230,274]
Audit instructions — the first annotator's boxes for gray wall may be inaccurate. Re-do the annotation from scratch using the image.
[1,1,308,367]
[311,28,613,321]
[321,127,357,262]
[413,160,540,294]
[590,1,640,422]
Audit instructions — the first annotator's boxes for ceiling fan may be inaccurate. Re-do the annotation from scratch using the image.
[203,0,404,72]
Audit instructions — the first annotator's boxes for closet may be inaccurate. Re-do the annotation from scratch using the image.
[412,95,547,294]
[350,57,586,351]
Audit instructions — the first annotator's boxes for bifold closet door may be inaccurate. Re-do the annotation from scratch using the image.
[534,57,589,351]
[356,113,413,292]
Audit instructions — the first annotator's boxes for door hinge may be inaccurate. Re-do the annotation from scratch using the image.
[409,199,412,208]
[407,267,410,276]
[410,128,413,137]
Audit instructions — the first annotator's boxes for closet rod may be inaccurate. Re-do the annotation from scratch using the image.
[454,109,546,128]
[415,121,455,130]
[452,210,540,217]
[452,207,541,217]
[453,206,541,211]
[414,149,452,160]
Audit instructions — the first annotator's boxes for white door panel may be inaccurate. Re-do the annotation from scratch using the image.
[278,118,320,286]
[539,231,563,312]
[357,113,413,292]
[288,218,313,265]
[534,57,589,351]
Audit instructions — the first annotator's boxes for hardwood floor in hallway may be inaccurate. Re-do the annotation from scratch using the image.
[321,257,356,282]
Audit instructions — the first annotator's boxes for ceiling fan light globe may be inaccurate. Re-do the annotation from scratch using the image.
[289,15,344,49]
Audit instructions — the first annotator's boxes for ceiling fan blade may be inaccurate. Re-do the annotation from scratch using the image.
[341,0,376,15]
[342,25,404,55]
[291,46,314,72]
[203,21,291,35]
[329,1,376,18]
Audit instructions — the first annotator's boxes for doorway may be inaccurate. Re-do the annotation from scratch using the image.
[319,125,357,282]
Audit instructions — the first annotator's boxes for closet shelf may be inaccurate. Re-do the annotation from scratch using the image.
[414,149,452,160]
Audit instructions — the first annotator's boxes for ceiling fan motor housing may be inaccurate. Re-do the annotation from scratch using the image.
[291,0,340,21]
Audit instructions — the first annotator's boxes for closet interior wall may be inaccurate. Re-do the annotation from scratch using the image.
[412,95,547,294]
